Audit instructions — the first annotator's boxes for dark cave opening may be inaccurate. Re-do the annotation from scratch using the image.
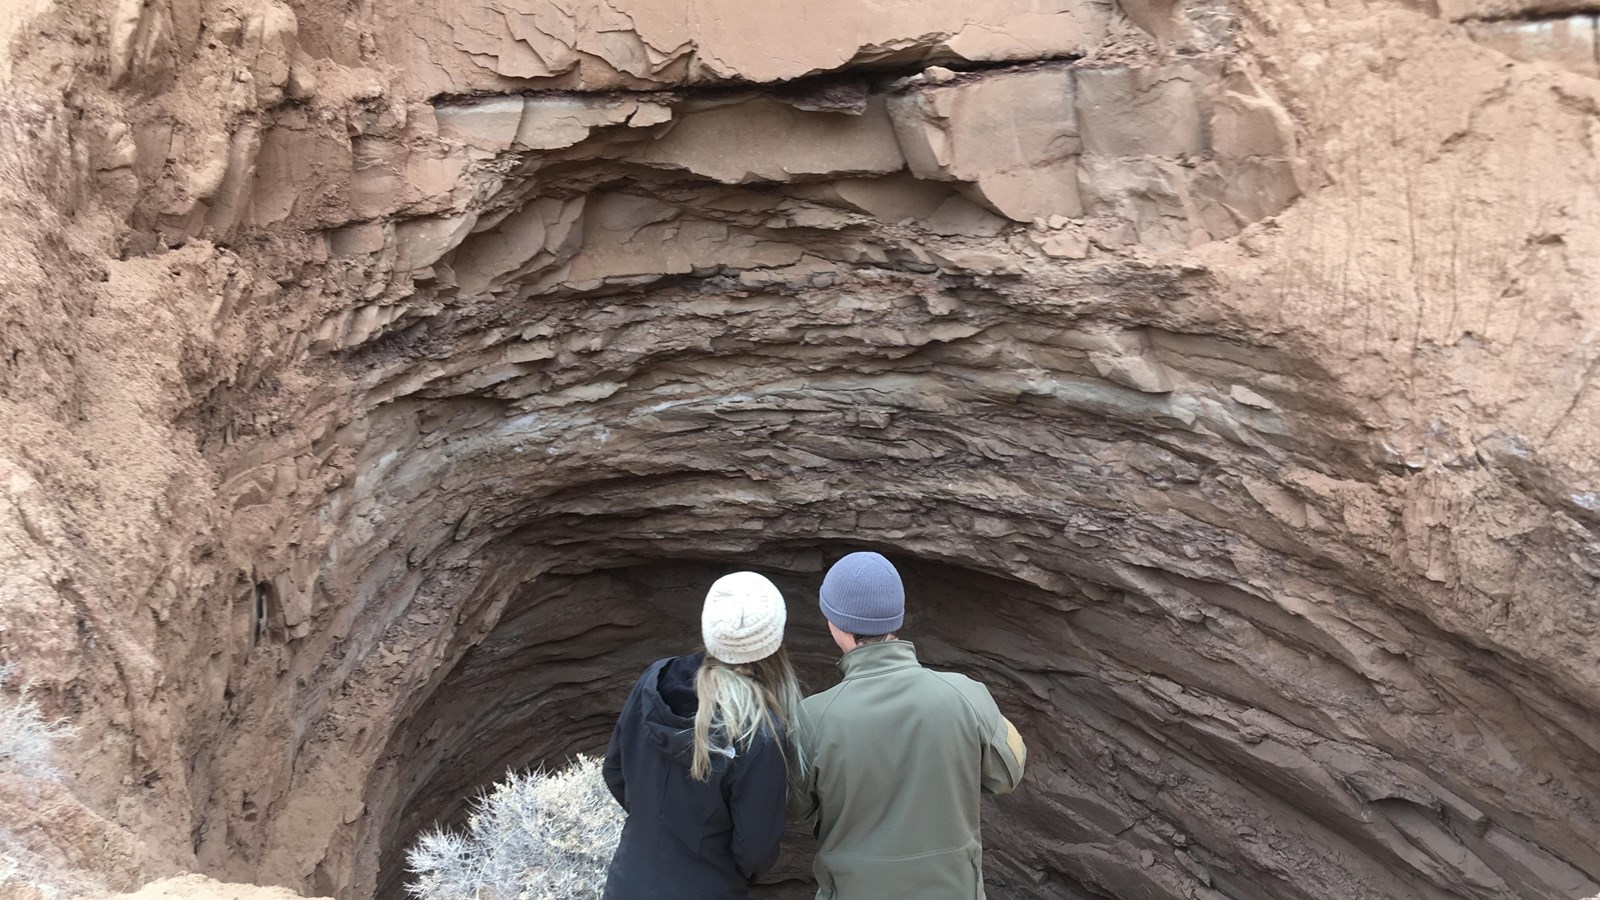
[366,553,1094,899]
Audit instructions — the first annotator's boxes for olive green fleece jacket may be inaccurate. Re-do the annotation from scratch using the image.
[797,641,1027,900]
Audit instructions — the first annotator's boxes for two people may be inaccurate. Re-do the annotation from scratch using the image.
[600,551,1028,899]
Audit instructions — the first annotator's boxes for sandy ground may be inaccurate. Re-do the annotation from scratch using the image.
[105,875,330,900]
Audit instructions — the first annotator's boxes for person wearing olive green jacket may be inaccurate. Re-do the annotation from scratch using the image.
[797,551,1028,900]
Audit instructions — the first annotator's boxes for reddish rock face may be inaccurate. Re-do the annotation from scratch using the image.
[1,0,1599,899]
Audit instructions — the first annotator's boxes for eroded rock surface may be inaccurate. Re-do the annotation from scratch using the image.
[1,0,1598,899]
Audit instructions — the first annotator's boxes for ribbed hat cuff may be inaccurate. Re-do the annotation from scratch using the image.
[707,633,782,664]
[820,595,904,635]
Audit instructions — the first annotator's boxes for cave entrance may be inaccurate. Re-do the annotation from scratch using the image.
[347,521,1600,900]
[207,39,1599,900]
[365,552,1129,900]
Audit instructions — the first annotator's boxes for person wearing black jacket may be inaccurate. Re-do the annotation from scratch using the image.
[601,572,806,900]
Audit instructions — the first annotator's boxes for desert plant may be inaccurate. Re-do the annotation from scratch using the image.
[0,664,74,781]
[0,831,69,900]
[0,664,82,899]
[0,827,108,900]
[406,754,625,900]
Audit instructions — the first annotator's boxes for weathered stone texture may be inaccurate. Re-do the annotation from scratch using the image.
[1465,16,1600,78]
[374,0,1113,95]
[0,1,1598,900]
[890,68,1083,220]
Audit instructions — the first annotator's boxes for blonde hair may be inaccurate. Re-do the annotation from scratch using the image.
[690,647,807,785]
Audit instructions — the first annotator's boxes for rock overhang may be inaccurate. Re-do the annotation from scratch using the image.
[4,0,1600,897]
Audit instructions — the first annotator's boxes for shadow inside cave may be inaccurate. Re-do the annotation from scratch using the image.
[366,551,1116,900]
[355,532,1600,900]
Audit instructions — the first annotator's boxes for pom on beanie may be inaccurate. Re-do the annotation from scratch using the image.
[819,552,904,635]
[702,572,787,664]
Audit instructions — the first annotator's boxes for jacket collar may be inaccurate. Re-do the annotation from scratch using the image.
[837,640,921,679]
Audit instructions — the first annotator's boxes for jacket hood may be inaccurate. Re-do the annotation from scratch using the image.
[641,653,704,766]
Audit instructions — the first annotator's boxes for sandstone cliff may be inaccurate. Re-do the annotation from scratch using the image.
[0,0,1598,898]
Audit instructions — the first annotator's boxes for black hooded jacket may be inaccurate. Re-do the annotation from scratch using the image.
[601,653,789,900]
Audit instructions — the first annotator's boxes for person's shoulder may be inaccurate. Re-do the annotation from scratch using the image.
[926,668,1000,717]
[799,682,851,725]
[927,667,979,690]
[801,682,847,710]
[626,656,674,692]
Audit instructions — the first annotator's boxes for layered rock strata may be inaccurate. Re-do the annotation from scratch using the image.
[0,0,1598,899]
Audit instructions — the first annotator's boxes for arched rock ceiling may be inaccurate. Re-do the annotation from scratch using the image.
[1,0,1598,898]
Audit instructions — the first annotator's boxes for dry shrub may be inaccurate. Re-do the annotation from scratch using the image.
[0,663,86,899]
[0,664,74,782]
[406,754,624,900]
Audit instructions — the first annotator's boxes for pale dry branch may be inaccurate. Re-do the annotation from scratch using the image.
[406,754,624,900]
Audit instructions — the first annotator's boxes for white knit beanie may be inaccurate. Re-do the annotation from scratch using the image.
[701,572,787,664]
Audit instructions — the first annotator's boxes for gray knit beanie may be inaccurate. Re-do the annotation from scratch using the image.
[819,552,904,635]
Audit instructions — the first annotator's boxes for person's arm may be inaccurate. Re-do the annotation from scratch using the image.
[602,717,627,810]
[727,729,789,879]
[980,697,1027,795]
[603,674,649,811]
[981,713,1027,795]
[796,757,821,836]
[792,704,820,829]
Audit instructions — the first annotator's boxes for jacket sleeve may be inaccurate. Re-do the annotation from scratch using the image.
[602,715,627,811]
[978,690,1027,795]
[727,729,789,880]
[603,672,649,812]
[792,703,821,829]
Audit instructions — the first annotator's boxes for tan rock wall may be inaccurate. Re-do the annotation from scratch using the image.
[0,0,1596,898]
